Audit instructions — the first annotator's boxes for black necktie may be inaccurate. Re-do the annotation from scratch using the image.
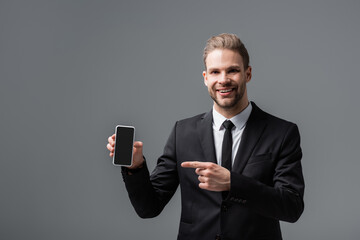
[221,120,235,171]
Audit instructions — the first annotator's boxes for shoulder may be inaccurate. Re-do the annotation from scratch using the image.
[250,102,301,147]
[164,112,208,141]
[176,112,208,126]
[251,102,299,131]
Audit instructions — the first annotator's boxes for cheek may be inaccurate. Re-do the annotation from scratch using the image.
[206,78,217,87]
[234,75,245,84]
[208,82,217,91]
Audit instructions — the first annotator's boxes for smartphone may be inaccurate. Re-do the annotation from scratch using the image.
[113,125,135,166]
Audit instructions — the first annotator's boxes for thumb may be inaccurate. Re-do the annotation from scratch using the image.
[134,141,143,149]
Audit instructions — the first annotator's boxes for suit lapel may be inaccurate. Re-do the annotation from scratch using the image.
[197,110,217,164]
[197,110,223,202]
[232,102,268,173]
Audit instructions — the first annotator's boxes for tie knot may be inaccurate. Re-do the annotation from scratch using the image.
[223,120,234,130]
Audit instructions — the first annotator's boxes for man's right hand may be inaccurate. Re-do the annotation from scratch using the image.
[106,134,145,169]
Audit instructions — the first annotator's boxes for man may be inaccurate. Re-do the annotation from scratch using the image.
[107,33,304,240]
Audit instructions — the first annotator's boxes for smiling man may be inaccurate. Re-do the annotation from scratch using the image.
[107,33,305,240]
[203,47,251,118]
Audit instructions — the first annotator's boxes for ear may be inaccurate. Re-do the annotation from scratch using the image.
[203,71,208,86]
[245,66,252,83]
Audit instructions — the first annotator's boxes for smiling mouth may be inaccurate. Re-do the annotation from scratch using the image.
[219,89,233,93]
[217,87,236,94]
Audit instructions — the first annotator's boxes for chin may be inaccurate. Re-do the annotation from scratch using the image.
[216,99,239,109]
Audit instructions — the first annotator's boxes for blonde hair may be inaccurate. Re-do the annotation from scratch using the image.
[203,33,249,69]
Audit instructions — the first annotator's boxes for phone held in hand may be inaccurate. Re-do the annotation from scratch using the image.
[113,125,135,167]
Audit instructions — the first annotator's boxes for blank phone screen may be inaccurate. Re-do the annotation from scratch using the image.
[113,126,135,166]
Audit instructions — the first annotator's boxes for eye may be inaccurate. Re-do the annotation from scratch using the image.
[228,68,240,74]
[210,70,220,74]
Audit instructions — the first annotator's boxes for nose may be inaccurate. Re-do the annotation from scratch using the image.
[218,72,229,85]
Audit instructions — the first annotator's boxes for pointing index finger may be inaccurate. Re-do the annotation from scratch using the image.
[181,161,208,169]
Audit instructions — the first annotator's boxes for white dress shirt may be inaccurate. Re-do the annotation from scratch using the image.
[212,102,253,167]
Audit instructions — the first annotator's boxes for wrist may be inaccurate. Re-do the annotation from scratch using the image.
[122,157,146,175]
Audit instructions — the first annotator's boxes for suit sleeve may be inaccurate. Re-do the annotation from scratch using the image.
[228,123,305,223]
[122,123,179,218]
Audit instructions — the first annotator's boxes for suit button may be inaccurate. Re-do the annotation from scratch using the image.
[215,234,221,240]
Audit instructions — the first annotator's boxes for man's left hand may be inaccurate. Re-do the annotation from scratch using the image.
[181,161,230,192]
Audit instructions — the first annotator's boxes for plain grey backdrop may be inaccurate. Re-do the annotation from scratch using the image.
[1,0,359,239]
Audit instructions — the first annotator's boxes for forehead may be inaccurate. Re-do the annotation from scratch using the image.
[206,49,244,69]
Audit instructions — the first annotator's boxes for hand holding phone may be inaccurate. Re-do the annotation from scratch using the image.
[107,125,144,169]
[113,125,135,166]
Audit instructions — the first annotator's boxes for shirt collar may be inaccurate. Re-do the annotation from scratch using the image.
[212,102,253,131]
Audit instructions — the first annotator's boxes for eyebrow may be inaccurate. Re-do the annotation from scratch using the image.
[207,65,241,72]
[227,65,241,70]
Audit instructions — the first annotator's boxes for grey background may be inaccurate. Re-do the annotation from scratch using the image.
[1,0,359,239]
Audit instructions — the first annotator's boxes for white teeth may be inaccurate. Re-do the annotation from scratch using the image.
[220,89,232,93]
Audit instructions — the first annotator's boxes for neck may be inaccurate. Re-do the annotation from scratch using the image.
[214,100,250,119]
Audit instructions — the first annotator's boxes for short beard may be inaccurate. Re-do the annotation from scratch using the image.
[210,81,246,110]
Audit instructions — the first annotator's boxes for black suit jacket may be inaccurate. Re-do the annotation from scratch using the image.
[122,102,304,240]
